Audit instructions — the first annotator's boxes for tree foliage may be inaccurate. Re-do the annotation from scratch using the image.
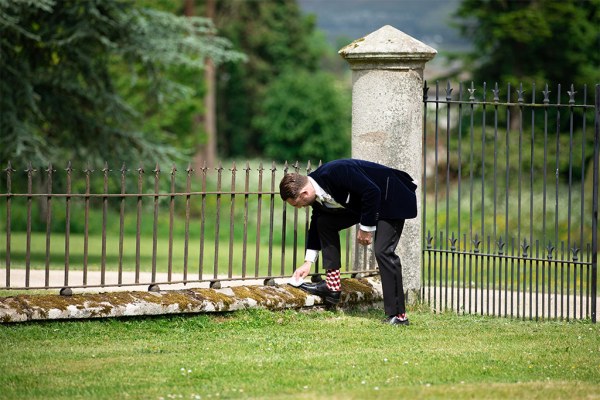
[0,0,244,167]
[211,0,332,157]
[453,0,600,90]
[254,68,350,162]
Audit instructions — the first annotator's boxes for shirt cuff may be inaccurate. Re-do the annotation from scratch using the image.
[305,249,319,263]
[359,224,376,232]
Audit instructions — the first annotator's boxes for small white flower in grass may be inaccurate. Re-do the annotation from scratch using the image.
[383,358,388,362]
[403,361,409,365]
[303,386,309,390]
[374,387,379,391]
[361,381,366,385]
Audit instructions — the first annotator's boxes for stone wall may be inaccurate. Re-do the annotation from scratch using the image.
[0,277,383,323]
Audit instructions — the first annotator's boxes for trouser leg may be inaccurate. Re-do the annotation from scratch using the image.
[316,211,359,270]
[374,219,406,316]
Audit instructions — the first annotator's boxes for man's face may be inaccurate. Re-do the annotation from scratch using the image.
[286,190,314,209]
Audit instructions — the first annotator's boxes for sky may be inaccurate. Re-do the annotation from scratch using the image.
[297,0,469,52]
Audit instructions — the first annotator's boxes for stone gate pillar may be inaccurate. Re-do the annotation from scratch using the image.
[339,25,436,302]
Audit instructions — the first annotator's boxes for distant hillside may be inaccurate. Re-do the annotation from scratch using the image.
[298,0,470,54]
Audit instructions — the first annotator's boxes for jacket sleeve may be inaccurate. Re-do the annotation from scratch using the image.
[352,168,381,227]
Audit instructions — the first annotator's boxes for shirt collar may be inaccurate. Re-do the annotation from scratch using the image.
[308,177,327,203]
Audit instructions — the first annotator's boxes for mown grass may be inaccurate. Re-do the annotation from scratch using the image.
[0,308,598,399]
[1,232,306,275]
[0,230,353,290]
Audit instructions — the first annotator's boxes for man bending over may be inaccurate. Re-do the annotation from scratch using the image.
[279,159,417,326]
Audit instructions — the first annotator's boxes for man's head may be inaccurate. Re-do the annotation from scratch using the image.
[279,173,315,208]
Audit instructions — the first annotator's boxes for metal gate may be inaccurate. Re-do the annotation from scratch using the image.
[422,82,598,322]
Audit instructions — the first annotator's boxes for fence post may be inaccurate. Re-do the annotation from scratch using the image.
[339,25,436,302]
[592,84,599,323]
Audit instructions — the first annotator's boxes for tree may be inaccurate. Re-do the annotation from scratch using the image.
[254,68,350,162]
[182,0,218,169]
[0,0,244,167]
[453,0,600,90]
[210,0,325,157]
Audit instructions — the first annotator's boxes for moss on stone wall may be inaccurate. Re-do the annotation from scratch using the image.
[0,278,383,322]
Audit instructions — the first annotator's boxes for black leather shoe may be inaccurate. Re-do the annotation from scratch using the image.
[298,280,341,305]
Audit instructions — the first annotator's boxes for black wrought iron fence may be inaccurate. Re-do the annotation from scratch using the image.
[422,82,599,322]
[0,160,365,292]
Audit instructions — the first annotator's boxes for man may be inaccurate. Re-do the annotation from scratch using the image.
[279,158,417,326]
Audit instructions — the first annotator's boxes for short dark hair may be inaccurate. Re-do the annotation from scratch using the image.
[279,173,308,200]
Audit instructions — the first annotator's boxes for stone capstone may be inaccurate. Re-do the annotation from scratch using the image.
[339,25,437,69]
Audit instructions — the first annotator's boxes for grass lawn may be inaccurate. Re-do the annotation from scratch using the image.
[0,308,598,399]
[1,231,353,278]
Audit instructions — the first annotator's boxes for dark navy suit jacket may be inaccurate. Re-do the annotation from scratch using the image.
[306,159,417,251]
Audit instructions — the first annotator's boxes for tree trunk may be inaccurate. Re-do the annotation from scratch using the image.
[200,57,217,169]
[185,0,217,171]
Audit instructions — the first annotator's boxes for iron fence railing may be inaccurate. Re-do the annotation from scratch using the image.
[422,82,598,322]
[2,81,597,326]
[1,161,366,292]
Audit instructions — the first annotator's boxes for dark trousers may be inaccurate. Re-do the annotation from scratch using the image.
[315,207,406,316]
[373,219,406,316]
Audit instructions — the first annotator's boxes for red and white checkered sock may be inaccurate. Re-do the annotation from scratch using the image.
[325,269,341,291]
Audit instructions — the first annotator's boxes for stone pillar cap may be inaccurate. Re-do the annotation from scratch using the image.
[339,25,437,64]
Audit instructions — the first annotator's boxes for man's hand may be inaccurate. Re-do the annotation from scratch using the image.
[293,261,312,280]
[357,229,373,246]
